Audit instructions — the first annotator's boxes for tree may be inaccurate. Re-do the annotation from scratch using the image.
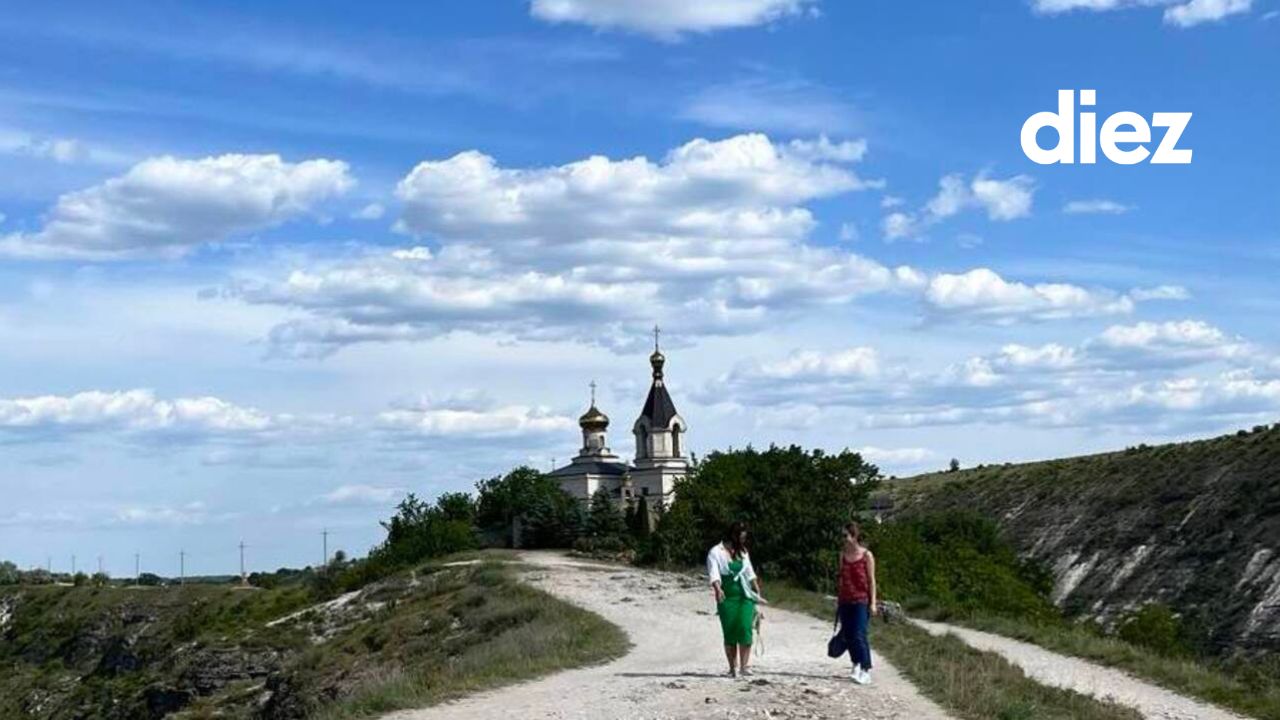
[0,560,18,585]
[648,445,880,587]
[586,487,626,540]
[949,458,961,473]
[476,467,581,548]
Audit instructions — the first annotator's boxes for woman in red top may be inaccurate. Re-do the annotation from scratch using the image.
[837,522,877,685]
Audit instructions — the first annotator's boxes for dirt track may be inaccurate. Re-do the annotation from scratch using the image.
[384,551,954,720]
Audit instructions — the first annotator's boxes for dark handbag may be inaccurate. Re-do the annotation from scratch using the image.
[826,608,847,658]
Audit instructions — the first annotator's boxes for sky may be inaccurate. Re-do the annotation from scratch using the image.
[1,0,1277,576]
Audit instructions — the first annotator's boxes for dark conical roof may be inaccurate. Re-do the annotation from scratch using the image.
[640,382,678,428]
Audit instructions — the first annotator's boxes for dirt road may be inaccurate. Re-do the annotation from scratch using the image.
[385,552,953,720]
[912,619,1249,720]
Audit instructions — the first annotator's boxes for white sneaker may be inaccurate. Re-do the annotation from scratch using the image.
[851,667,871,685]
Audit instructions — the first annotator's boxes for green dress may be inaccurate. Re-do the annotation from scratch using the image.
[718,557,755,646]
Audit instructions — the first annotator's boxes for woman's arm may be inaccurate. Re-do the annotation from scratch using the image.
[867,551,878,614]
[708,548,725,603]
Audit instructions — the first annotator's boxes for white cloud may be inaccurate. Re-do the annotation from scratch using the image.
[681,79,862,135]
[1030,0,1254,26]
[234,134,920,356]
[858,446,937,467]
[530,0,817,39]
[0,154,353,260]
[884,173,1034,240]
[0,389,344,445]
[319,484,406,506]
[113,503,213,527]
[924,268,1134,322]
[394,133,875,242]
[1091,320,1251,366]
[378,402,574,441]
[1130,285,1191,301]
[699,319,1280,435]
[1063,199,1133,215]
[1164,0,1252,26]
[352,202,386,220]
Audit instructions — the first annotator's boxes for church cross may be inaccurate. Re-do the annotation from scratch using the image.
[653,324,661,352]
[589,380,597,406]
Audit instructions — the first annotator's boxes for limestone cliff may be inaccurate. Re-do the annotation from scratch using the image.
[889,423,1280,653]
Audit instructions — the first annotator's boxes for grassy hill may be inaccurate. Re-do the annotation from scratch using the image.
[888,423,1280,654]
[0,556,625,719]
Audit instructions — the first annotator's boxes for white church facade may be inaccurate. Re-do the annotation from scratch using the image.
[549,334,689,509]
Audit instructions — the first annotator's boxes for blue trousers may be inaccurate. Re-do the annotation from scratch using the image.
[838,602,872,671]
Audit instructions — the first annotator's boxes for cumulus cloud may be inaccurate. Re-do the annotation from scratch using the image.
[883,173,1034,241]
[529,0,817,39]
[224,135,1153,357]
[0,154,353,260]
[1030,0,1254,26]
[375,390,574,443]
[0,389,344,445]
[318,484,406,506]
[1063,199,1133,215]
[231,134,928,357]
[857,446,937,467]
[924,268,1134,323]
[699,319,1275,434]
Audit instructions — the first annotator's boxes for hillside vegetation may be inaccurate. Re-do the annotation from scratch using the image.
[890,423,1280,654]
[0,558,625,719]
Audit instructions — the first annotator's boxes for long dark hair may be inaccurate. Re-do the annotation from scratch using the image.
[723,521,749,558]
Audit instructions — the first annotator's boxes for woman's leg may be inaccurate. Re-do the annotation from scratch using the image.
[852,602,872,672]
[737,643,751,673]
[838,603,859,669]
[724,645,737,672]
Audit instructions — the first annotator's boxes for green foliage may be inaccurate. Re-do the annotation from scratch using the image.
[868,511,1057,622]
[1116,604,1192,658]
[474,466,582,548]
[586,487,627,539]
[646,444,879,587]
[0,560,18,584]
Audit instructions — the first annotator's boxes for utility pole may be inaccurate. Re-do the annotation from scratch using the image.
[134,552,140,585]
[71,554,76,576]
[238,540,248,586]
[321,528,329,570]
[179,549,186,586]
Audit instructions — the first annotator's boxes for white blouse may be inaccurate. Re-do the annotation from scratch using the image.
[706,542,757,586]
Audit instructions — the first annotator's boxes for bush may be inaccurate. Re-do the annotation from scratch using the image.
[475,467,582,548]
[867,512,1057,622]
[645,444,879,587]
[1116,604,1193,658]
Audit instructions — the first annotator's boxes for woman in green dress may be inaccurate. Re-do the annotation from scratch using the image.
[707,521,766,677]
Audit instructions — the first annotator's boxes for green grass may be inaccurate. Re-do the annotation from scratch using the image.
[0,552,627,719]
[926,611,1280,720]
[301,559,629,719]
[767,583,1142,720]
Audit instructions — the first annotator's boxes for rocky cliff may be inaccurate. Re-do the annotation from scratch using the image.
[889,423,1280,654]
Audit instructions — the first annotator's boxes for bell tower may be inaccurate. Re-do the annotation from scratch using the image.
[630,326,688,507]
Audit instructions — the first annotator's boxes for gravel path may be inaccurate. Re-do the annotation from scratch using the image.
[385,552,954,720]
[911,619,1251,720]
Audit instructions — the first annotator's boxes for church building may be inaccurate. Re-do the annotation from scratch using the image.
[549,332,689,509]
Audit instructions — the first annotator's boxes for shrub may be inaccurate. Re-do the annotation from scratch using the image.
[867,512,1057,622]
[1116,604,1192,658]
[645,444,879,587]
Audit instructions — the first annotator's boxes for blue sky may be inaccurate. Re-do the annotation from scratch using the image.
[1,0,1277,576]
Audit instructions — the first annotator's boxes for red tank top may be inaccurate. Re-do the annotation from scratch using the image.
[838,551,870,603]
